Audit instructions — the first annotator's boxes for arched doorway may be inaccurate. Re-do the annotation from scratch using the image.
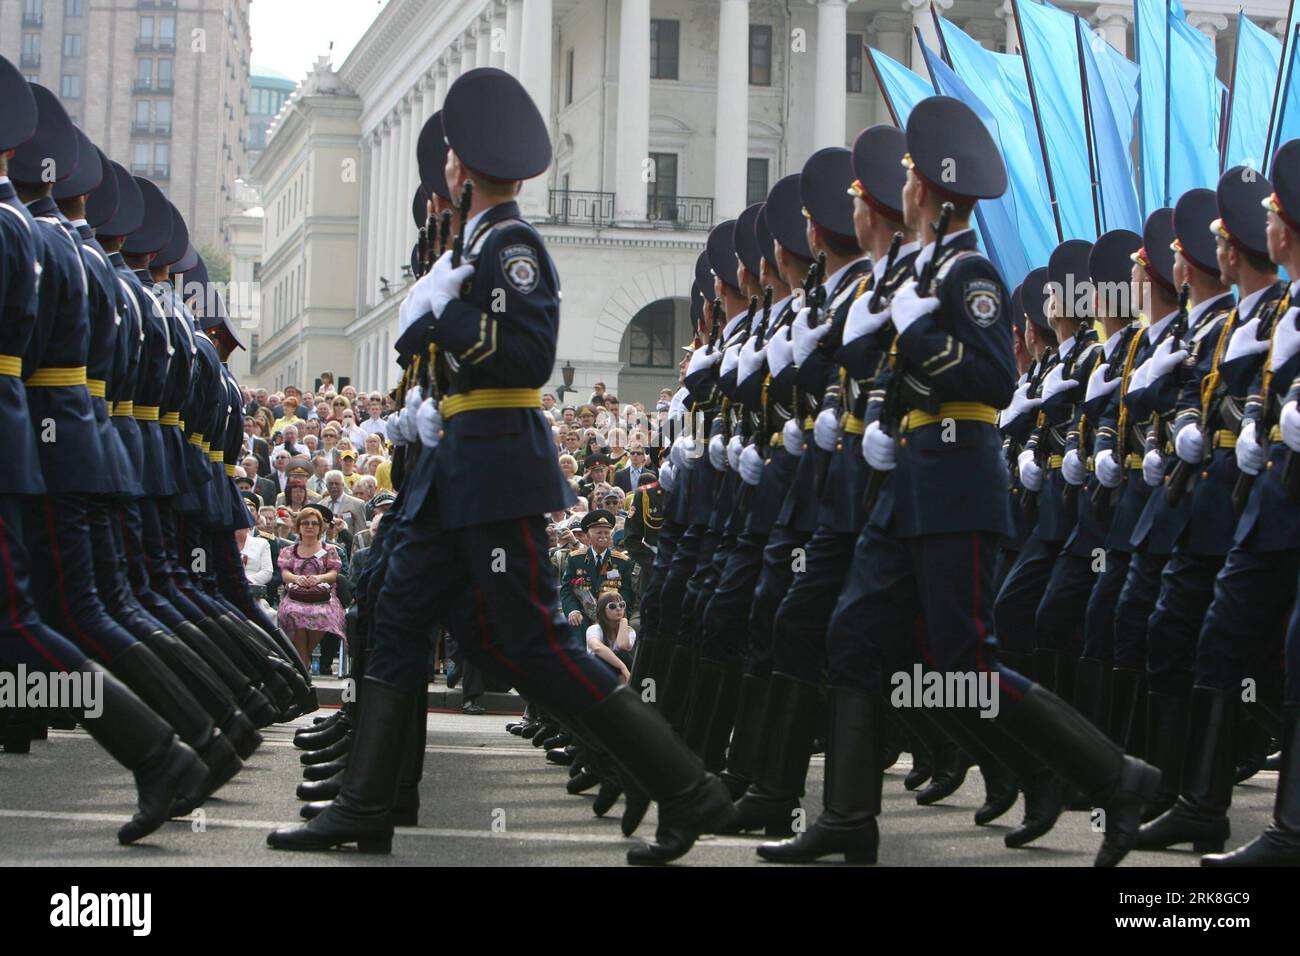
[615,297,692,409]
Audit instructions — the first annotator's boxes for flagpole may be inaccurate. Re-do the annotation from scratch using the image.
[929,2,953,65]
[1170,0,1180,205]
[1273,25,1300,174]
[1011,0,1065,242]
[1264,0,1298,173]
[865,46,902,129]
[1221,12,1243,173]
[1135,0,1146,216]
[1074,16,1103,236]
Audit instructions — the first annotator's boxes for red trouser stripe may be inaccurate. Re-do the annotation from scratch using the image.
[472,585,524,677]
[0,512,67,671]
[42,498,110,661]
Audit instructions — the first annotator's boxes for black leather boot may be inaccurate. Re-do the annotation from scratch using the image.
[1233,706,1271,783]
[1143,684,1190,822]
[268,677,413,852]
[892,709,938,790]
[926,707,1018,825]
[574,686,736,865]
[914,731,972,806]
[1072,657,1109,730]
[659,644,698,733]
[998,683,1159,865]
[700,659,743,773]
[303,755,348,781]
[1,704,33,753]
[107,643,242,809]
[295,712,353,751]
[302,732,352,766]
[682,656,725,757]
[298,710,342,744]
[1203,705,1300,866]
[719,672,770,799]
[722,673,822,837]
[757,686,882,864]
[1033,648,1059,695]
[1137,686,1235,854]
[77,661,211,844]
[1108,666,1145,755]
[392,691,427,827]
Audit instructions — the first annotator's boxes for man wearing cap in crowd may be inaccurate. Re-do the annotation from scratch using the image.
[578,452,612,502]
[561,510,636,639]
[270,66,737,865]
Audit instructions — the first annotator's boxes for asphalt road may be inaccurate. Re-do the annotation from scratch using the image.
[0,708,1278,867]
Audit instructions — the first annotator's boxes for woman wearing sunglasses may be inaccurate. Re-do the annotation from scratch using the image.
[587,591,635,684]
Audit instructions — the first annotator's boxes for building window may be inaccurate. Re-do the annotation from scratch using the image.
[650,19,679,80]
[139,16,154,41]
[159,16,176,48]
[846,33,863,92]
[564,48,574,106]
[63,34,81,58]
[61,74,81,99]
[132,143,149,172]
[157,57,172,88]
[629,302,676,368]
[646,151,678,222]
[21,33,41,68]
[154,143,169,174]
[65,0,84,16]
[746,158,769,208]
[135,99,150,128]
[23,0,42,26]
[749,25,772,86]
[155,99,171,131]
[137,58,152,85]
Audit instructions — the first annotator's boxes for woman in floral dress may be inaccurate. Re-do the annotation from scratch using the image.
[277,506,346,667]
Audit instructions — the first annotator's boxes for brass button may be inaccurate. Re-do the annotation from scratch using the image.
[899,437,908,448]
[1267,460,1275,470]
[1200,471,1209,479]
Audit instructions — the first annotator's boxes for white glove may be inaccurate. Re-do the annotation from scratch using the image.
[708,433,727,470]
[686,344,723,377]
[416,397,442,448]
[1062,448,1086,486]
[737,335,766,382]
[1282,400,1300,453]
[658,460,676,493]
[1175,424,1205,464]
[1147,338,1190,383]
[727,434,744,471]
[1017,449,1043,491]
[1270,308,1300,369]
[1236,421,1265,475]
[767,326,795,378]
[792,313,832,366]
[1224,316,1271,364]
[813,408,840,452]
[670,436,697,471]
[782,418,805,456]
[843,293,891,345]
[738,444,764,486]
[890,279,940,335]
[1095,448,1122,488]
[1085,360,1122,403]
[410,250,476,320]
[388,410,409,446]
[1129,356,1154,393]
[999,381,1044,427]
[1142,448,1165,487]
[719,343,741,378]
[863,420,896,471]
[1040,363,1079,402]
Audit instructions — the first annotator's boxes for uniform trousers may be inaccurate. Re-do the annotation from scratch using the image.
[1036,550,1099,661]
[0,497,87,671]
[655,523,704,647]
[699,531,767,663]
[1111,550,1170,671]
[993,532,1061,659]
[1145,550,1224,695]
[676,527,730,648]
[369,500,619,713]
[634,519,681,644]
[770,526,856,683]
[745,526,813,677]
[1080,550,1132,663]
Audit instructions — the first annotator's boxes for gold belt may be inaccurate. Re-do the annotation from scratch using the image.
[25,366,87,387]
[134,405,160,421]
[160,411,181,427]
[87,378,106,398]
[1047,455,1064,469]
[770,432,785,448]
[1125,453,1144,470]
[224,464,237,477]
[208,450,224,463]
[843,414,866,436]
[440,388,542,420]
[1269,425,1282,443]
[188,433,206,447]
[1212,429,1237,449]
[803,416,815,430]
[112,401,134,417]
[901,402,999,433]
[0,354,21,377]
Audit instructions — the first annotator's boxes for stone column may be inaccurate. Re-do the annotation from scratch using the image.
[446,40,464,87]
[410,80,428,209]
[366,130,383,305]
[1090,6,1132,56]
[476,16,493,68]
[491,2,508,69]
[519,0,554,217]
[505,0,524,76]
[461,32,478,73]
[395,98,414,280]
[713,0,749,220]
[381,118,401,288]
[421,69,437,120]
[615,0,650,223]
[433,59,449,111]
[906,0,952,78]
[870,13,911,124]
[814,0,852,149]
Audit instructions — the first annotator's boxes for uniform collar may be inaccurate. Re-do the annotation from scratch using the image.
[914,228,975,275]
[872,240,920,284]
[0,177,14,202]
[822,256,872,301]
[1147,309,1178,341]
[466,200,522,248]
[1188,291,1234,327]
[26,193,59,218]
[1237,283,1276,320]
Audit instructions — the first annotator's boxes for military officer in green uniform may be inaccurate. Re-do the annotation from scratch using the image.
[562,510,636,639]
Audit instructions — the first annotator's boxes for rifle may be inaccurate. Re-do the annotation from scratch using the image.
[437,209,452,257]
[417,217,430,276]
[861,202,954,514]
[735,286,774,511]
[1166,289,1226,507]
[421,181,475,403]
[708,297,724,352]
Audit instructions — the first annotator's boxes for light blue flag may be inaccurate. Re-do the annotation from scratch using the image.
[1013,0,1097,240]
[936,18,1057,274]
[919,44,1034,290]
[1134,0,1225,213]
[1274,25,1300,160]
[1269,8,1300,165]
[865,45,932,125]
[1076,19,1143,233]
[1225,14,1282,172]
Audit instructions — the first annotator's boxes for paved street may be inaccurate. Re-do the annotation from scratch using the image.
[0,707,1278,867]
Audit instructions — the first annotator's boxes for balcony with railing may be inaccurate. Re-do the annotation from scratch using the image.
[547,190,615,227]
[22,11,42,27]
[20,51,40,68]
[647,195,714,231]
[152,165,170,180]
